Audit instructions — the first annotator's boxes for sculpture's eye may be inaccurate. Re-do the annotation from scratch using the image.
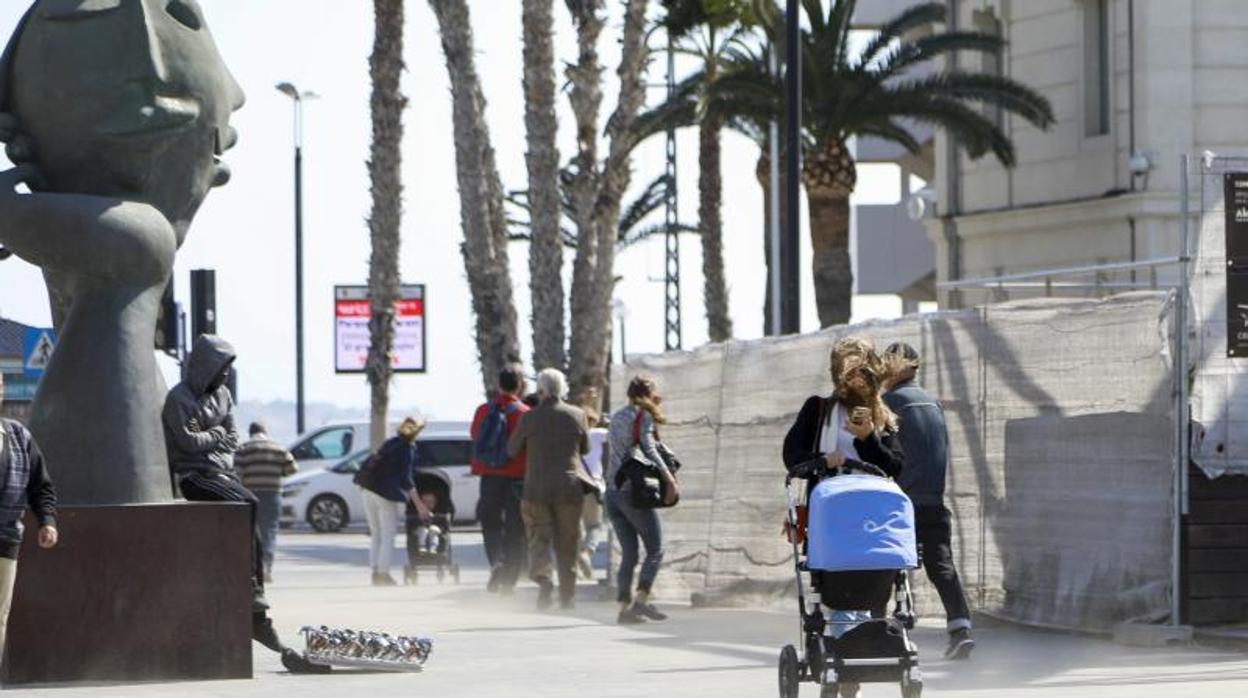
[165,0,202,30]
[39,0,122,20]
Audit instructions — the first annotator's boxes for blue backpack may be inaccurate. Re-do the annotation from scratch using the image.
[473,403,519,468]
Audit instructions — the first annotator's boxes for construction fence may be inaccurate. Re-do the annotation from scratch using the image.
[613,292,1178,632]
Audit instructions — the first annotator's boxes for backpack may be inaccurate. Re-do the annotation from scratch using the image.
[472,402,519,469]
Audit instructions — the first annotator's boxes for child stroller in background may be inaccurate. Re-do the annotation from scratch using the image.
[404,480,460,585]
[778,457,923,698]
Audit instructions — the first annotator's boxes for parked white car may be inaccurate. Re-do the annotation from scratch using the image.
[280,422,477,532]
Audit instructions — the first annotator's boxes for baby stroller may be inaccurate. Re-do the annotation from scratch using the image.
[778,459,922,698]
[403,478,461,585]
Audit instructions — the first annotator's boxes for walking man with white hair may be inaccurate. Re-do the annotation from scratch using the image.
[507,368,590,610]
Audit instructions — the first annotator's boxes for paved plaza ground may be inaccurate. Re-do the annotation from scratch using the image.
[13,528,1248,697]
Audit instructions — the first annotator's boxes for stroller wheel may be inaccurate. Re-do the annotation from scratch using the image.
[778,645,800,698]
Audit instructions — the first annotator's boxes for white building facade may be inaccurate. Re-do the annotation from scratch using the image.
[927,0,1248,305]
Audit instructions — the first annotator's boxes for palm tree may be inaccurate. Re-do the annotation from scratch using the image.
[522,0,566,372]
[671,0,1055,327]
[430,0,522,394]
[366,0,407,450]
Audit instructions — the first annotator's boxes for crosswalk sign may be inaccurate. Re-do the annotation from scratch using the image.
[23,328,56,379]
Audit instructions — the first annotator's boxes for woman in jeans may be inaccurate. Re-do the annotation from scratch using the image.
[359,416,431,585]
[606,376,679,624]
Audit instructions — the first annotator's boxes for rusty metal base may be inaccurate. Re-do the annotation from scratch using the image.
[3,503,253,685]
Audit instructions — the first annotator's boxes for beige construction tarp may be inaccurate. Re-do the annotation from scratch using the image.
[613,293,1176,631]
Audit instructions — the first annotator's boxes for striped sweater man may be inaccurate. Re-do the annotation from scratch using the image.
[235,427,297,494]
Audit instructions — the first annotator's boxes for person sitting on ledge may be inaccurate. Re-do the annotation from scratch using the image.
[163,334,327,674]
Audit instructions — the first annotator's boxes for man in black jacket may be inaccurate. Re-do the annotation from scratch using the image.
[0,371,57,663]
[162,335,327,674]
[883,343,974,660]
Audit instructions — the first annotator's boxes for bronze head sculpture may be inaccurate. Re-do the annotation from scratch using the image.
[0,0,244,504]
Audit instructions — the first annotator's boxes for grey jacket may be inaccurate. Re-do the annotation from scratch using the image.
[507,398,589,504]
[607,404,666,491]
[883,380,948,507]
[162,335,240,477]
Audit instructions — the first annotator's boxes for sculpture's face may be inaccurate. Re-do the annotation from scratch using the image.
[10,0,245,243]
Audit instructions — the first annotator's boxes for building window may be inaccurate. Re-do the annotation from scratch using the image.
[1084,0,1110,136]
[973,8,1005,129]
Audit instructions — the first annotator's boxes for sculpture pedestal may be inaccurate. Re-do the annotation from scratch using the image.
[2,503,253,685]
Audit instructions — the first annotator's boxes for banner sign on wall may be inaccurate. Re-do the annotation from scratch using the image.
[1225,173,1248,357]
[334,285,426,373]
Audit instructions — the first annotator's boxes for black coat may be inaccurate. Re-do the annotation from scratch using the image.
[782,395,905,481]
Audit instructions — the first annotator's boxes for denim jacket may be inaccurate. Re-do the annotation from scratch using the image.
[883,381,948,507]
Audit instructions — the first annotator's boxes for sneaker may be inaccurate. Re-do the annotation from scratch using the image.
[577,552,594,580]
[281,648,333,674]
[486,565,502,593]
[536,578,555,611]
[372,572,398,587]
[944,628,975,660]
[617,606,647,625]
[632,602,668,621]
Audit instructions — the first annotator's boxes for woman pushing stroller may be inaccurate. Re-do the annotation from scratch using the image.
[779,336,917,698]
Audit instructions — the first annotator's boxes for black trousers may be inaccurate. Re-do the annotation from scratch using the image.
[477,476,526,588]
[179,471,265,598]
[915,504,971,628]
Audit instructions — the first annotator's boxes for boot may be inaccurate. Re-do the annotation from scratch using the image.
[252,614,286,653]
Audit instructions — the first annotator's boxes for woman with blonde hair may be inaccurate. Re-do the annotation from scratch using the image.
[606,375,679,624]
[357,416,430,586]
[782,338,905,698]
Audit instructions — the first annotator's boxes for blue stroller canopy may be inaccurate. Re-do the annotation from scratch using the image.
[807,474,918,572]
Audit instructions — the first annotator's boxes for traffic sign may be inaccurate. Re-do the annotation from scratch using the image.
[23,328,56,379]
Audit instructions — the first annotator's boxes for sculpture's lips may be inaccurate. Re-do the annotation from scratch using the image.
[97,95,201,137]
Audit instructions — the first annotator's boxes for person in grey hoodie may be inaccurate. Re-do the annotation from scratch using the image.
[882,342,974,660]
[162,335,327,674]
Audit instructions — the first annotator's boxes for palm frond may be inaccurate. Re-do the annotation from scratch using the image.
[620,222,699,249]
[881,72,1055,129]
[856,2,946,66]
[618,173,672,236]
[872,31,1006,80]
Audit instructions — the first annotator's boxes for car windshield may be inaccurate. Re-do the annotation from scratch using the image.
[330,451,370,474]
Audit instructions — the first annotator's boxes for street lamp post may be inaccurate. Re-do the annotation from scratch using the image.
[782,0,802,334]
[276,82,318,436]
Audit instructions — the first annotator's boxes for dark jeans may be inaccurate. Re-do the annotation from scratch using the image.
[179,471,265,598]
[605,489,664,604]
[916,504,971,630]
[478,476,526,588]
[254,490,281,576]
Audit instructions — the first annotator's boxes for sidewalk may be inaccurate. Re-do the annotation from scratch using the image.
[15,530,1248,697]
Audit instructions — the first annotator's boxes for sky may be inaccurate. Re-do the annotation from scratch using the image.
[0,1,904,429]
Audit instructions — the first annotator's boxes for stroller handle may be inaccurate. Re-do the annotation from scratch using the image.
[787,457,887,483]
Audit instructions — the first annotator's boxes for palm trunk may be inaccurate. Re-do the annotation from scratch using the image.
[802,138,856,328]
[522,0,565,372]
[699,110,732,342]
[366,0,406,450]
[756,147,788,335]
[430,0,521,394]
[565,0,605,395]
[567,0,650,409]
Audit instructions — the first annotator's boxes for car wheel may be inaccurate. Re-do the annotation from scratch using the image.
[307,495,348,533]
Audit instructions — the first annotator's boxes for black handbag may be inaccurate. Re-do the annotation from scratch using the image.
[615,411,679,509]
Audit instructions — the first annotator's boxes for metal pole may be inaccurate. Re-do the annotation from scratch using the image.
[294,103,307,436]
[1172,153,1192,626]
[663,34,683,351]
[782,0,802,334]
[768,47,783,337]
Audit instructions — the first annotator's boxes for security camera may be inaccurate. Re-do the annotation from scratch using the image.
[906,187,938,222]
[1128,151,1153,176]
